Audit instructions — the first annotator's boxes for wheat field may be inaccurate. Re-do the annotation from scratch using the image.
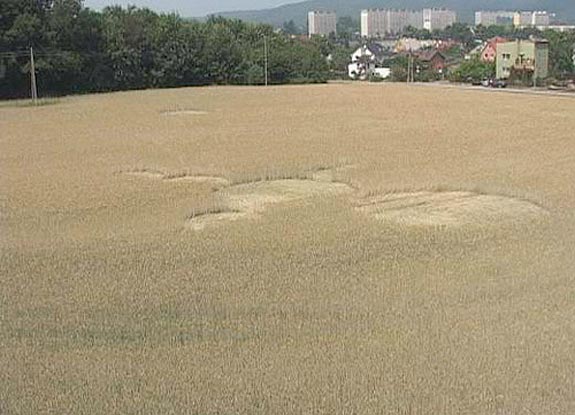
[1,83,575,414]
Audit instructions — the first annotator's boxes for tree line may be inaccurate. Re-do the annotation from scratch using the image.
[0,0,331,99]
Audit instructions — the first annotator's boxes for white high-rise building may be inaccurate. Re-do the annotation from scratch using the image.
[475,11,515,26]
[361,9,387,38]
[360,8,456,38]
[513,11,534,27]
[512,11,552,28]
[531,11,551,27]
[423,8,457,31]
[360,9,423,38]
[308,11,337,37]
[475,10,552,28]
[389,9,424,33]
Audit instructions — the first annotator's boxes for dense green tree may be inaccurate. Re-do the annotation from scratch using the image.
[336,16,358,44]
[434,23,475,49]
[282,20,300,36]
[0,4,330,99]
[543,30,575,78]
[403,26,431,40]
[450,58,495,82]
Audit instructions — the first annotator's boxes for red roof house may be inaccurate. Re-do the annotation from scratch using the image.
[481,37,507,63]
[417,49,447,72]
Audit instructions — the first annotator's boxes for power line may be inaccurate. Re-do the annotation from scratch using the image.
[0,50,79,58]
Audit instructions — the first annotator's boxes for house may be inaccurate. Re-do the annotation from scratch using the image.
[496,39,549,80]
[348,44,390,80]
[416,49,447,73]
[395,38,435,53]
[350,43,384,63]
[480,37,507,63]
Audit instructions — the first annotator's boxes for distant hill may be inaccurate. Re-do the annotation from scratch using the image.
[215,0,575,27]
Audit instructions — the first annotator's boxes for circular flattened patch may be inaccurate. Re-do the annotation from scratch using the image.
[355,191,547,226]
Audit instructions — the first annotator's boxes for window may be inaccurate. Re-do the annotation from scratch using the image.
[502,53,511,60]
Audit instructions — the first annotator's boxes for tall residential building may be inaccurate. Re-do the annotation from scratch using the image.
[361,9,385,38]
[513,11,552,28]
[496,39,549,80]
[475,11,515,26]
[308,11,337,37]
[360,8,456,38]
[423,8,457,31]
[531,11,551,27]
[513,11,534,27]
[360,9,424,38]
[388,9,424,34]
[476,10,553,28]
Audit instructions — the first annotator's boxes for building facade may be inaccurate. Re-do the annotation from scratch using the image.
[475,11,515,26]
[423,8,457,31]
[308,11,337,37]
[531,11,551,27]
[496,39,549,80]
[361,9,422,37]
[475,10,552,28]
[513,11,552,28]
[360,8,455,37]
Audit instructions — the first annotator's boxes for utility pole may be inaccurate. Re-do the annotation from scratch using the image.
[30,46,38,104]
[263,35,269,86]
[407,53,411,83]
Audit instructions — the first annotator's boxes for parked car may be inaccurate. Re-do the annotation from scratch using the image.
[491,79,507,88]
[483,78,507,88]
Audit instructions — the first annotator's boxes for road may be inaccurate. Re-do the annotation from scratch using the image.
[411,81,575,98]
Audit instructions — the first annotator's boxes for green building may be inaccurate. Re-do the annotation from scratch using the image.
[496,39,549,80]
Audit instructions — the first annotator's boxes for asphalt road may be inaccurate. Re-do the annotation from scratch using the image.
[412,81,575,98]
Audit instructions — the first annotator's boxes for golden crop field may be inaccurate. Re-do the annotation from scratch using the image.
[1,83,575,414]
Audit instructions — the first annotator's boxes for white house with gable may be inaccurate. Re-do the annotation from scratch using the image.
[348,44,391,80]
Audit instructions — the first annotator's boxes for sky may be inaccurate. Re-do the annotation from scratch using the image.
[83,0,302,17]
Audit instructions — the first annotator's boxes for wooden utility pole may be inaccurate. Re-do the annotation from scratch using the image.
[407,53,414,83]
[30,47,38,104]
[407,53,411,83]
[264,35,269,86]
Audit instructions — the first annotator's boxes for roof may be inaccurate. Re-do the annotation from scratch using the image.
[489,36,508,44]
[365,43,385,57]
[417,49,445,62]
[484,37,508,50]
[480,37,508,56]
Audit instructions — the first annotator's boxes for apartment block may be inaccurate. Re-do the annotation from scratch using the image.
[531,11,551,26]
[475,11,515,26]
[423,8,457,31]
[361,9,423,37]
[513,11,552,28]
[308,11,337,37]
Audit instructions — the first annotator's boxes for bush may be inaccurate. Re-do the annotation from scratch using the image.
[450,59,495,83]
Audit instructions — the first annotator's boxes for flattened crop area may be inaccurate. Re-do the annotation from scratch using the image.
[355,191,547,227]
[187,179,353,230]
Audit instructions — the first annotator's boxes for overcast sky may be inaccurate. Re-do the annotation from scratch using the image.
[83,0,301,17]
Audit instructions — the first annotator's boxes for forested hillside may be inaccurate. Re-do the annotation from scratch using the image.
[0,0,330,99]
